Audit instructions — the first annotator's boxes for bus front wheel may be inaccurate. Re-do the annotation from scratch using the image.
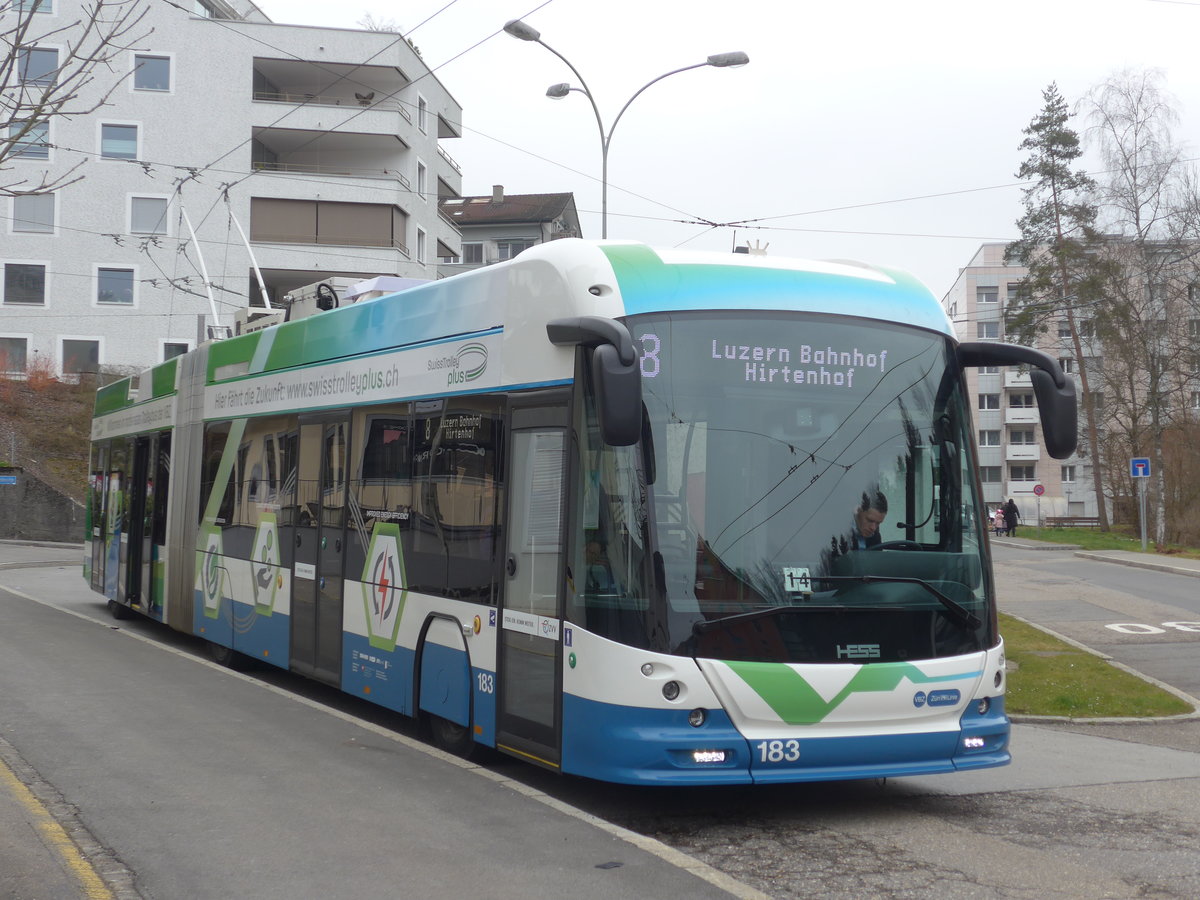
[426,714,489,761]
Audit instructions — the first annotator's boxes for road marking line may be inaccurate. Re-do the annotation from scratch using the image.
[0,751,114,899]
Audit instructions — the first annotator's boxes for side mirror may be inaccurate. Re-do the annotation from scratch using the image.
[590,343,642,446]
[956,341,1078,459]
[547,316,643,447]
[1030,368,1077,459]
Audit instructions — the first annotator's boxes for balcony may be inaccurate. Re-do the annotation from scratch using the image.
[252,129,410,187]
[1004,407,1039,425]
[1004,370,1033,388]
[253,58,412,121]
[1005,444,1041,462]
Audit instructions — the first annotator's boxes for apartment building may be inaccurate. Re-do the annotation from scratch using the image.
[436,186,581,277]
[942,243,1097,520]
[3,0,462,377]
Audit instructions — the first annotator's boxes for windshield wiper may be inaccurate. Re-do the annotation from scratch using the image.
[690,575,981,635]
[811,574,981,630]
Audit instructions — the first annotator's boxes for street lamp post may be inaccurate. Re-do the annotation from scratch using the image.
[503,19,748,239]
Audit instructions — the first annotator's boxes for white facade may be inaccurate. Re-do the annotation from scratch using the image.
[942,243,1097,520]
[2,0,462,376]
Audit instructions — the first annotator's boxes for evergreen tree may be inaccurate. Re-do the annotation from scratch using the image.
[1006,83,1111,529]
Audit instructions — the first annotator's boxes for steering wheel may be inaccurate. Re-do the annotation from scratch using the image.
[868,540,923,551]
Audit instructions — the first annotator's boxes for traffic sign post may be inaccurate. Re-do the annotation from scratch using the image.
[1131,457,1151,550]
[1033,484,1044,531]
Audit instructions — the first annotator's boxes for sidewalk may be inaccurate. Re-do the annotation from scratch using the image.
[994,534,1200,579]
[0,544,760,900]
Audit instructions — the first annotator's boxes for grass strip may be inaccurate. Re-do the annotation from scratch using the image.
[1019,526,1200,558]
[1000,613,1194,718]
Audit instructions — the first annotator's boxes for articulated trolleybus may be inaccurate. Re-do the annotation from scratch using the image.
[86,240,1076,785]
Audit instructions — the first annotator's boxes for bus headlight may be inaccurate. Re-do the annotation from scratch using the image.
[688,708,707,727]
[662,680,681,701]
[977,698,990,715]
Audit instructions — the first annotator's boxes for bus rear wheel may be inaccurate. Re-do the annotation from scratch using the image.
[107,599,133,620]
[426,714,488,761]
[207,641,252,671]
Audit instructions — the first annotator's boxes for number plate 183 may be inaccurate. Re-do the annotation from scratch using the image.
[755,739,800,764]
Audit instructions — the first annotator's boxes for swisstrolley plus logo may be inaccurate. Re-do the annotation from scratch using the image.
[429,342,489,387]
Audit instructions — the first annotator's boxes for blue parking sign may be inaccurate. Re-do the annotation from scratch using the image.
[1130,457,1151,478]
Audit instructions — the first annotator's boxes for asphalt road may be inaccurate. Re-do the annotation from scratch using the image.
[2,542,1199,899]
[992,541,1200,699]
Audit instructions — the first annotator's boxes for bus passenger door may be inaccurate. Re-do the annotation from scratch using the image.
[497,405,568,769]
[123,436,151,608]
[291,417,349,686]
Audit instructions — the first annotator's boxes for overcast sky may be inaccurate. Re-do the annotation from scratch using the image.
[254,0,1200,297]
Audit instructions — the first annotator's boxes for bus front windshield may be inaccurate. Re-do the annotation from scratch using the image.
[568,311,994,664]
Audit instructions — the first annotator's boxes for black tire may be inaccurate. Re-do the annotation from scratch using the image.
[206,641,252,671]
[108,599,133,620]
[426,713,490,761]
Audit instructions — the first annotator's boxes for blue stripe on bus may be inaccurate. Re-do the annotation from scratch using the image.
[561,694,753,785]
[231,600,290,667]
[419,641,471,727]
[562,692,1010,785]
[342,632,416,715]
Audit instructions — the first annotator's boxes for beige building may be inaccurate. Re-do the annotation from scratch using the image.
[943,243,1096,521]
[437,186,580,277]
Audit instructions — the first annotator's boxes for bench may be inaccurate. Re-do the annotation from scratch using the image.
[1044,516,1100,528]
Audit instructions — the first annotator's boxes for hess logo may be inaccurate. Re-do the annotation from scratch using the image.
[836,643,881,659]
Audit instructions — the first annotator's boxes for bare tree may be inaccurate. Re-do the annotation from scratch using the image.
[1080,69,1200,545]
[1,0,151,196]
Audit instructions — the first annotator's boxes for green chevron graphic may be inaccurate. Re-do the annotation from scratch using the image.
[725,660,981,725]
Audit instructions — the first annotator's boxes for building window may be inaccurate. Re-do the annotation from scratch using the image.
[0,337,28,375]
[461,243,483,265]
[62,339,99,376]
[1009,429,1036,445]
[130,197,169,234]
[978,365,1000,374]
[1189,318,1200,339]
[96,267,134,305]
[1009,465,1036,481]
[101,123,138,160]
[133,54,170,91]
[249,197,407,249]
[2,263,46,305]
[976,287,998,303]
[1191,391,1200,410]
[12,194,54,233]
[1010,393,1035,408]
[163,342,188,360]
[1057,320,1071,339]
[977,321,999,340]
[1058,357,1075,374]
[978,393,1000,410]
[8,121,49,159]
[17,0,54,12]
[416,228,426,263]
[1079,320,1094,338]
[979,466,1001,483]
[1061,465,1076,483]
[416,161,427,201]
[1006,284,1021,302]
[418,96,428,133]
[497,240,534,261]
[19,47,58,86]
[978,430,1000,447]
